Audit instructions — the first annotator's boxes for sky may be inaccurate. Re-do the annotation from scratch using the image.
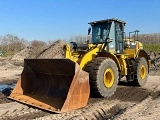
[0,0,160,42]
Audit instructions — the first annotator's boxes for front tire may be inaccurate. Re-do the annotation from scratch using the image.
[85,57,119,98]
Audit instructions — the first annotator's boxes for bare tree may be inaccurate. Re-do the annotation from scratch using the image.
[0,34,27,55]
[29,40,47,58]
[68,34,90,44]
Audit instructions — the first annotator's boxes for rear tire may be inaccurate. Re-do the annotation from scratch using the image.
[85,57,119,98]
[134,57,148,86]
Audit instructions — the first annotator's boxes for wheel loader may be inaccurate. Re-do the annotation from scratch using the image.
[8,18,151,113]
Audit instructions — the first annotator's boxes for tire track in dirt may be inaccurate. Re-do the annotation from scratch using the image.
[0,102,50,120]
[113,85,160,120]
[34,99,120,120]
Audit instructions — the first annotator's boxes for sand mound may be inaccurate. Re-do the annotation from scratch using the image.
[10,40,66,64]
[37,40,66,58]
[10,47,31,63]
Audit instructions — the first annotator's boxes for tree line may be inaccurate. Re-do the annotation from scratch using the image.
[138,33,160,44]
[0,34,53,56]
[0,33,160,56]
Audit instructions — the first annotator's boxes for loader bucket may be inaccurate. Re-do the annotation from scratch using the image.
[8,59,90,113]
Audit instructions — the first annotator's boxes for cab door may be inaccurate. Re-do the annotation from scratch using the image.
[115,22,124,53]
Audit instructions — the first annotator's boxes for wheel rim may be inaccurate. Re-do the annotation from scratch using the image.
[140,65,146,79]
[103,68,114,88]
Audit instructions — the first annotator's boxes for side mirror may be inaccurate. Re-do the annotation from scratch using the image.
[88,27,91,35]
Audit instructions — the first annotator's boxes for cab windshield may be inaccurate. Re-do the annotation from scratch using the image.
[92,22,111,44]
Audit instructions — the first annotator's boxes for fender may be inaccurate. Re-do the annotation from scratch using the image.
[136,49,150,60]
[136,49,151,68]
[97,52,121,71]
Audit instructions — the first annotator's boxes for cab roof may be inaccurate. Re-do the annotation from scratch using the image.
[88,18,126,25]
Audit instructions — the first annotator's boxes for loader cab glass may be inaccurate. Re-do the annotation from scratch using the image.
[91,22,111,44]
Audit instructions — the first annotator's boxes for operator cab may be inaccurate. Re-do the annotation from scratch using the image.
[89,18,126,54]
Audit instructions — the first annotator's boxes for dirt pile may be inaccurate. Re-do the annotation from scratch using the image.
[10,47,31,63]
[36,40,66,58]
[10,40,66,61]
[149,52,160,76]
